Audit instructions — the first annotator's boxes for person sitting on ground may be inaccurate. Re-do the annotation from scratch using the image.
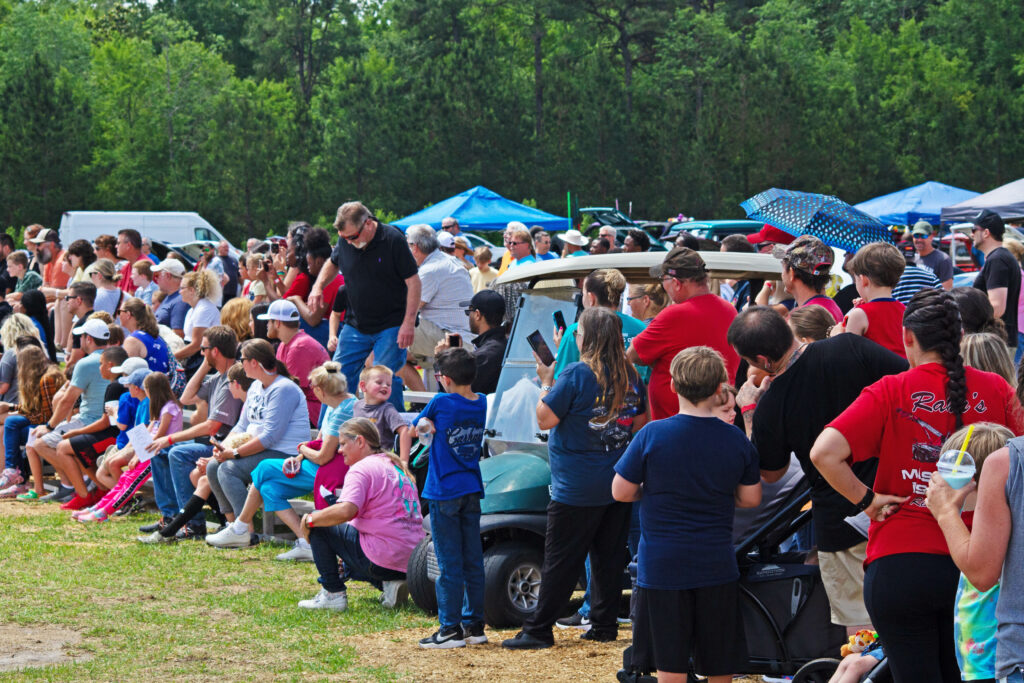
[152,259,189,338]
[468,247,497,293]
[131,259,158,305]
[174,269,222,373]
[206,361,355,556]
[27,319,112,508]
[260,299,329,425]
[434,290,507,395]
[206,339,310,533]
[353,365,412,464]
[415,347,489,649]
[830,242,907,357]
[0,345,66,499]
[612,347,761,683]
[75,371,182,523]
[296,417,425,611]
[626,283,669,325]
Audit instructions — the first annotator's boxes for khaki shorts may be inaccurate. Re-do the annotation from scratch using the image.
[818,541,871,627]
[408,317,474,367]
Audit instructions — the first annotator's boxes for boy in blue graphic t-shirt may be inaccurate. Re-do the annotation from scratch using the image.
[414,347,488,650]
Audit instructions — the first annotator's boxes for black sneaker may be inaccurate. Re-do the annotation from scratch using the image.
[39,485,75,503]
[139,517,171,533]
[176,525,207,541]
[501,631,553,650]
[113,496,145,517]
[580,628,617,643]
[463,622,488,645]
[419,625,466,649]
[555,613,591,630]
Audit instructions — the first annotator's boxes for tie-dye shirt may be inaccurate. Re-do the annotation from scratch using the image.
[954,573,998,680]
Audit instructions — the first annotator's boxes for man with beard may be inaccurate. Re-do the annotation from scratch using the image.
[434,290,507,394]
[30,229,69,290]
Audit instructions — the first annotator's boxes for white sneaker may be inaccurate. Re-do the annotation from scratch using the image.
[275,540,313,562]
[137,530,176,545]
[380,580,408,609]
[205,525,252,549]
[298,588,348,611]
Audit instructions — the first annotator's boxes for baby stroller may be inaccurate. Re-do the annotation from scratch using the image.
[617,481,891,683]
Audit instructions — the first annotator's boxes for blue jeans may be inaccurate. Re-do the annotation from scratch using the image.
[1002,670,1024,683]
[3,414,32,473]
[1016,332,1024,365]
[309,523,405,593]
[168,442,213,526]
[429,494,485,629]
[146,449,180,519]
[335,323,406,411]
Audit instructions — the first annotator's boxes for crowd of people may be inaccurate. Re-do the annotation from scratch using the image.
[3,204,1024,683]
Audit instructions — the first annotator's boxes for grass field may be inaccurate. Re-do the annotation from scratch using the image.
[0,500,643,682]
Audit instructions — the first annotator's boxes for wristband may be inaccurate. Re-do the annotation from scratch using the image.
[305,515,314,529]
[740,403,757,414]
[855,489,875,512]
[167,434,174,446]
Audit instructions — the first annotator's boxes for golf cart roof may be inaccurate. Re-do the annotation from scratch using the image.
[492,251,782,286]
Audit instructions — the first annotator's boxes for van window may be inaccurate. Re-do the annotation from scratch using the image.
[195,228,215,241]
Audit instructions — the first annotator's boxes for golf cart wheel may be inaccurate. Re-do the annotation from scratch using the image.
[792,658,842,683]
[407,537,437,614]
[483,541,543,627]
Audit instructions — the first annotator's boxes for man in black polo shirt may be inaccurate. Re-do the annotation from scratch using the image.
[972,209,1021,347]
[309,201,421,409]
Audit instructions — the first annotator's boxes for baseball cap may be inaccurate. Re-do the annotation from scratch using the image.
[119,368,151,388]
[151,259,186,277]
[29,228,58,244]
[71,318,111,341]
[911,220,934,238]
[746,224,795,246]
[972,209,1005,238]
[257,299,300,322]
[460,290,505,320]
[561,229,589,247]
[111,357,150,375]
[776,235,833,276]
[649,246,708,280]
[436,231,456,249]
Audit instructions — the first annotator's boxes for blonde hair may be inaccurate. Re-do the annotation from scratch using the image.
[339,417,413,480]
[220,297,253,342]
[88,311,114,324]
[182,269,221,303]
[961,332,1016,387]
[473,246,492,262]
[1004,238,1024,263]
[309,361,348,397]
[132,259,153,280]
[87,258,118,282]
[670,346,727,404]
[359,364,392,385]
[940,422,1013,481]
[0,313,39,349]
[583,269,628,308]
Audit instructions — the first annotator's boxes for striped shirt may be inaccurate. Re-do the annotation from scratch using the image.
[892,265,942,304]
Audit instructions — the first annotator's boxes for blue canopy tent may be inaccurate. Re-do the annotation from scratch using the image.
[393,185,567,232]
[853,181,979,225]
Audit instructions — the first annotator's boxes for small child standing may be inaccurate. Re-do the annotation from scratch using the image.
[468,247,497,293]
[353,365,411,464]
[834,242,907,357]
[415,348,488,649]
[613,347,761,683]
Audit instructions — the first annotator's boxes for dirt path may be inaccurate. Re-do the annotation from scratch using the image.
[0,624,91,673]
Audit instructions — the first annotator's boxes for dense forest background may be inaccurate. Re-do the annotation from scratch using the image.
[0,0,1021,245]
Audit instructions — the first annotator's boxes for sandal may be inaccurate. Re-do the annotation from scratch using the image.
[16,490,40,501]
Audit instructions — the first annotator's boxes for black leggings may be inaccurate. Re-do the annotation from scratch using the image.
[864,553,961,683]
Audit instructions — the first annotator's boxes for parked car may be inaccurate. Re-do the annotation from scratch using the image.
[405,251,783,626]
[665,219,764,242]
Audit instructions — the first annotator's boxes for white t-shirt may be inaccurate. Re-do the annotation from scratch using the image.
[183,298,221,342]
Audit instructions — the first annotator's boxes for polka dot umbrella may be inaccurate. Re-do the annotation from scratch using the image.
[740,188,893,253]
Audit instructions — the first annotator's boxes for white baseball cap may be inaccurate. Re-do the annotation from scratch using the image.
[72,318,111,341]
[436,231,456,249]
[151,259,186,277]
[111,357,149,375]
[257,299,300,322]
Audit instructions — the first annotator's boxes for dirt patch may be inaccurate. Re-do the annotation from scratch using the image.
[0,499,59,518]
[0,624,91,672]
[347,627,761,682]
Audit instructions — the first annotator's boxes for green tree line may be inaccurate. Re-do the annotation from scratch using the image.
[0,0,1021,245]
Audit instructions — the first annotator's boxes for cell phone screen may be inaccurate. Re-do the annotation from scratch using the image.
[552,310,567,333]
[526,330,556,366]
[447,333,462,348]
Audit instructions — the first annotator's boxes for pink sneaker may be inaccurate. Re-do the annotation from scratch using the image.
[76,508,109,523]
[71,506,95,520]
[0,483,28,499]
[0,468,23,489]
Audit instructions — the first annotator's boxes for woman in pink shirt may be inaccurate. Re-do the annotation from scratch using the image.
[296,417,424,611]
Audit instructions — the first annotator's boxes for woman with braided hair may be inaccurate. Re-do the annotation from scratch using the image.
[811,288,1024,682]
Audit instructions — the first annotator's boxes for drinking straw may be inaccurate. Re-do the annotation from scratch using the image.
[953,424,974,473]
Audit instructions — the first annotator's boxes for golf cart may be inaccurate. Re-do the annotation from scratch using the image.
[406,251,783,627]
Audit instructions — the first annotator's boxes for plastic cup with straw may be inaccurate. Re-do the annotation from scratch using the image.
[936,424,976,490]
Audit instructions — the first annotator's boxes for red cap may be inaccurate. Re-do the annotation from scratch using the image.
[746,224,795,246]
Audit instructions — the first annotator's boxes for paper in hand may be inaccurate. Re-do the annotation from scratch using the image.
[127,424,155,461]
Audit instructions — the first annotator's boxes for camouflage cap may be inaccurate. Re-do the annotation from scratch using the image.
[775,235,833,276]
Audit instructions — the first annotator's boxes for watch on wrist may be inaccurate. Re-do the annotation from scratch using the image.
[540,384,553,392]
[855,489,875,512]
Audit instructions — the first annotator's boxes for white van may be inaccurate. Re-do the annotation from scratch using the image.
[58,211,232,248]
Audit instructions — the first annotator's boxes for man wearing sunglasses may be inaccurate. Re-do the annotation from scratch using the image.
[972,209,1020,348]
[309,201,420,410]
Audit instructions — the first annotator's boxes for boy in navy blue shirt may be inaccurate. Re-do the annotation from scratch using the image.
[414,347,488,649]
[613,346,761,683]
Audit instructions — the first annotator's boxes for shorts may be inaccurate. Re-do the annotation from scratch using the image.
[818,541,871,626]
[68,426,120,469]
[408,317,474,366]
[634,582,747,676]
[39,418,85,449]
